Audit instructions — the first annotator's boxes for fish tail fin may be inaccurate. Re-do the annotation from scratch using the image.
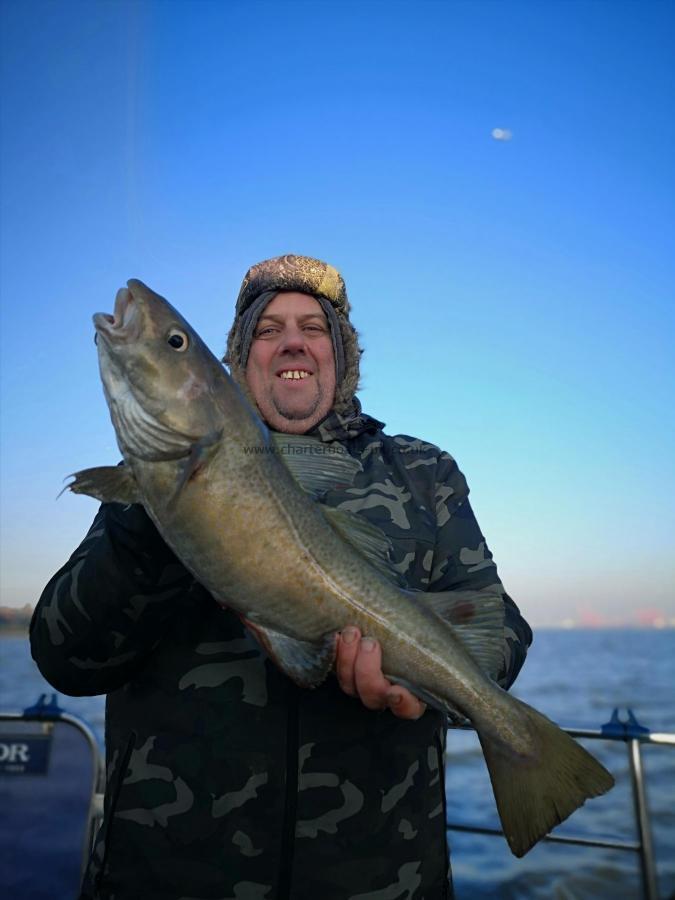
[477,699,614,857]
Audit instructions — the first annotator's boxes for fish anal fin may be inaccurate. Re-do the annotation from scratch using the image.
[386,675,468,724]
[66,466,141,505]
[478,698,615,857]
[242,618,337,689]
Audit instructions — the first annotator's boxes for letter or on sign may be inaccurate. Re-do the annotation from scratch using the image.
[0,734,52,775]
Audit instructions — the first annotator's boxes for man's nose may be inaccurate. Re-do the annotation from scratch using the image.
[278,326,306,353]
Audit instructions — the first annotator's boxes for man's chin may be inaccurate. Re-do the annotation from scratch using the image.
[276,408,317,427]
[273,393,319,421]
[269,397,327,433]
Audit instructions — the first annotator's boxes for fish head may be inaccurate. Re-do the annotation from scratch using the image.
[93,279,230,461]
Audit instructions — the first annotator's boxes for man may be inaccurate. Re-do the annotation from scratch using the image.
[31,254,532,900]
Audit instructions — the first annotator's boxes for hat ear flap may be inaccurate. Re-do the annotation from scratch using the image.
[333,318,362,413]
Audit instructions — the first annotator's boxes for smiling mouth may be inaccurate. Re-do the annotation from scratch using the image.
[278,370,312,380]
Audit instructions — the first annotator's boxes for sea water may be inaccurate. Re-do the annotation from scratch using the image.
[2,629,674,899]
[445,628,675,900]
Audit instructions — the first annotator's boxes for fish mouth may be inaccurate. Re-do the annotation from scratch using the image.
[93,285,140,343]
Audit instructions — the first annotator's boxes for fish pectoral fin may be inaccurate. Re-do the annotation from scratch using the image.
[413,588,505,680]
[66,465,142,505]
[169,430,223,505]
[242,618,337,689]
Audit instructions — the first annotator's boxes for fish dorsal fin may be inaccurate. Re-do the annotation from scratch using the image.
[386,590,505,721]
[67,465,142,505]
[271,432,401,584]
[322,506,403,586]
[407,588,505,680]
[271,432,362,497]
[242,616,337,689]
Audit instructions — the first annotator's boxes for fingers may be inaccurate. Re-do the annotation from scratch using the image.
[335,626,360,696]
[386,685,427,720]
[352,635,390,710]
[336,627,427,720]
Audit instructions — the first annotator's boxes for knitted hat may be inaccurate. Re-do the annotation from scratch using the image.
[224,254,362,414]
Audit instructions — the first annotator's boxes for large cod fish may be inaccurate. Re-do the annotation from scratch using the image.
[70,279,613,858]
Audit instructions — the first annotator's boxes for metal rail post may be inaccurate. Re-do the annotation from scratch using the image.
[628,738,659,900]
[445,709,675,900]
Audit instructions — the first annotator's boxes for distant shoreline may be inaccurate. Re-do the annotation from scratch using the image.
[0,605,32,636]
[1,603,673,635]
[1,621,673,638]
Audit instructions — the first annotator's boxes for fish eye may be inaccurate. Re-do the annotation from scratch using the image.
[167,329,189,351]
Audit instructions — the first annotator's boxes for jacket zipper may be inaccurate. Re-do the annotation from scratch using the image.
[277,683,299,899]
[436,729,453,900]
[94,731,137,893]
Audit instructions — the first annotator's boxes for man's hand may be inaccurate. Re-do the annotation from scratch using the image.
[336,626,427,720]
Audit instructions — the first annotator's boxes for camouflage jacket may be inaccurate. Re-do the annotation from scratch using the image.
[30,404,532,900]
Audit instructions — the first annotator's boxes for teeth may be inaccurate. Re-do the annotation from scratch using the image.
[280,370,311,380]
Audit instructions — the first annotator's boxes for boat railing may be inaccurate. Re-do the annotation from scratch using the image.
[0,695,105,898]
[446,708,675,900]
[2,701,673,898]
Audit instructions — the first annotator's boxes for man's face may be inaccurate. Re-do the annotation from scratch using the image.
[245,291,337,434]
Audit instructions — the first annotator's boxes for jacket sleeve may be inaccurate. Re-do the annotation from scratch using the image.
[30,502,195,697]
[428,453,533,690]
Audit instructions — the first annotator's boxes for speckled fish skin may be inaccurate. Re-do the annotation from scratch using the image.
[73,278,614,858]
[90,280,498,713]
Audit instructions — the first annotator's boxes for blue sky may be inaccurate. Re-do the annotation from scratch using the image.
[1,0,673,626]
